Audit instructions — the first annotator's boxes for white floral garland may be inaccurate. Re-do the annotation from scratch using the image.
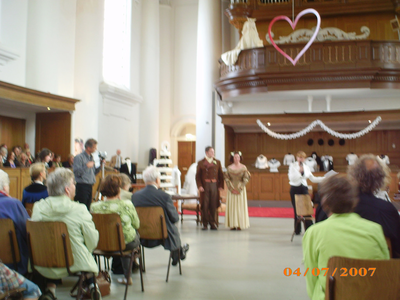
[256,116,381,140]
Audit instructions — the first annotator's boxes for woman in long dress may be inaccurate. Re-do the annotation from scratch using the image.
[224,151,250,230]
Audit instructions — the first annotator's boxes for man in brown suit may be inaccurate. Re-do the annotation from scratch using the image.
[196,146,224,230]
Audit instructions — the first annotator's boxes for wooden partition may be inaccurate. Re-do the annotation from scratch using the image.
[0,116,26,149]
[0,167,31,200]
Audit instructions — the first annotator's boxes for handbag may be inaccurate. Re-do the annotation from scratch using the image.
[70,271,111,299]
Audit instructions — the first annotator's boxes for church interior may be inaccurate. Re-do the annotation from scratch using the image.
[0,0,400,299]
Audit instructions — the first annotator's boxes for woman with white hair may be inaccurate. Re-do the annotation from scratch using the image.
[31,168,100,300]
[0,170,30,275]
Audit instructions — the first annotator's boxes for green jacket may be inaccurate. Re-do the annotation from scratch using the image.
[302,213,390,300]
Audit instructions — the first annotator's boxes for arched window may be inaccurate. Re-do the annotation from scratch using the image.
[102,0,131,88]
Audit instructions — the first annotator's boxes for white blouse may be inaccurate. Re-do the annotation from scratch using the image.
[288,162,324,187]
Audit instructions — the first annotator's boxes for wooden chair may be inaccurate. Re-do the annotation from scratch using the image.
[24,203,34,217]
[325,256,400,300]
[0,218,20,272]
[291,194,314,242]
[26,220,96,300]
[135,206,182,282]
[177,195,200,225]
[91,213,144,299]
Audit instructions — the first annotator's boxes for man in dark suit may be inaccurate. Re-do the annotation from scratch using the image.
[132,166,189,265]
[120,157,136,183]
[196,146,224,230]
[349,154,400,258]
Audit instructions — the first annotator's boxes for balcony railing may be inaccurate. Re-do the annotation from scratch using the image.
[215,40,400,100]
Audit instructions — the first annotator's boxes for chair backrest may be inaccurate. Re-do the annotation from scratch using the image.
[295,194,314,216]
[26,220,74,270]
[325,256,400,300]
[91,213,125,252]
[25,203,34,217]
[136,207,168,241]
[0,219,20,267]
[385,236,393,258]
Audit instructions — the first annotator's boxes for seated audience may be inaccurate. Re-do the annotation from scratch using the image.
[0,147,7,165]
[12,146,22,164]
[36,148,51,168]
[91,174,140,285]
[303,174,390,300]
[25,149,35,165]
[31,168,100,300]
[53,154,62,168]
[62,154,74,168]
[0,262,41,300]
[22,163,49,207]
[0,169,30,275]
[20,152,30,167]
[132,166,189,266]
[3,152,20,168]
[348,154,400,258]
[119,173,133,201]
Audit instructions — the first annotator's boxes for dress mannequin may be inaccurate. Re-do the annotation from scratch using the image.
[283,153,295,165]
[268,158,281,172]
[304,157,317,172]
[346,153,358,165]
[321,155,334,171]
[255,155,268,169]
[377,154,390,165]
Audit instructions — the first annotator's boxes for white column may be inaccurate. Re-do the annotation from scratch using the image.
[26,0,76,97]
[73,0,104,142]
[326,95,332,112]
[307,95,313,112]
[138,0,160,168]
[159,2,172,160]
[195,0,221,161]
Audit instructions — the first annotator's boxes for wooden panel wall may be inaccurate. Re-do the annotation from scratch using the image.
[229,130,400,170]
[0,168,30,200]
[35,112,71,161]
[0,115,25,149]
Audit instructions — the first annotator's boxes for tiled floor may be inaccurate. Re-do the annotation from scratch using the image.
[56,216,310,300]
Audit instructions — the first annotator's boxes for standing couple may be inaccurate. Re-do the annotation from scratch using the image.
[196,146,250,231]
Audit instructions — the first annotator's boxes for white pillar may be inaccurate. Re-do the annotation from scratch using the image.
[307,95,313,112]
[73,0,104,142]
[159,2,172,160]
[138,0,160,168]
[195,0,221,161]
[26,0,76,97]
[326,95,332,112]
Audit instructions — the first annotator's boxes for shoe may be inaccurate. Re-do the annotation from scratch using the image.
[210,226,218,230]
[180,243,189,261]
[90,285,102,300]
[230,228,236,230]
[117,277,132,285]
[201,226,208,230]
[237,227,241,231]
[39,291,57,300]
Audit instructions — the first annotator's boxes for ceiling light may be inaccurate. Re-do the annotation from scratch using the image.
[267,122,271,126]
[368,120,371,123]
[47,107,51,110]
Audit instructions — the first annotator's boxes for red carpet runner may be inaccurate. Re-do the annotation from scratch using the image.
[181,207,295,218]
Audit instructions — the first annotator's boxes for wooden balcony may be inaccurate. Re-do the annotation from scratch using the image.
[215,40,400,100]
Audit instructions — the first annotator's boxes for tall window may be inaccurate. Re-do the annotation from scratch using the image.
[103,0,131,88]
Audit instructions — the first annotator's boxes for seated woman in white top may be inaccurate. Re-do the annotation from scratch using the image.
[288,151,324,235]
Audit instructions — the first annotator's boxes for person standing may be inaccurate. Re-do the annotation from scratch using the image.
[288,151,324,235]
[224,151,250,231]
[73,138,101,210]
[109,149,123,171]
[196,146,224,230]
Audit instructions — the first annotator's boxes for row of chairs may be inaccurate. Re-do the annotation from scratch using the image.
[0,206,181,300]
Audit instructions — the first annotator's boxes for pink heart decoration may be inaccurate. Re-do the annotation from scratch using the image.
[268,8,321,66]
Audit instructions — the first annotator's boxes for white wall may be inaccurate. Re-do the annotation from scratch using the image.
[25,0,76,97]
[0,0,28,86]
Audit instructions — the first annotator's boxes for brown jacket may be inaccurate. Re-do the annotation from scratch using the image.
[196,158,224,206]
